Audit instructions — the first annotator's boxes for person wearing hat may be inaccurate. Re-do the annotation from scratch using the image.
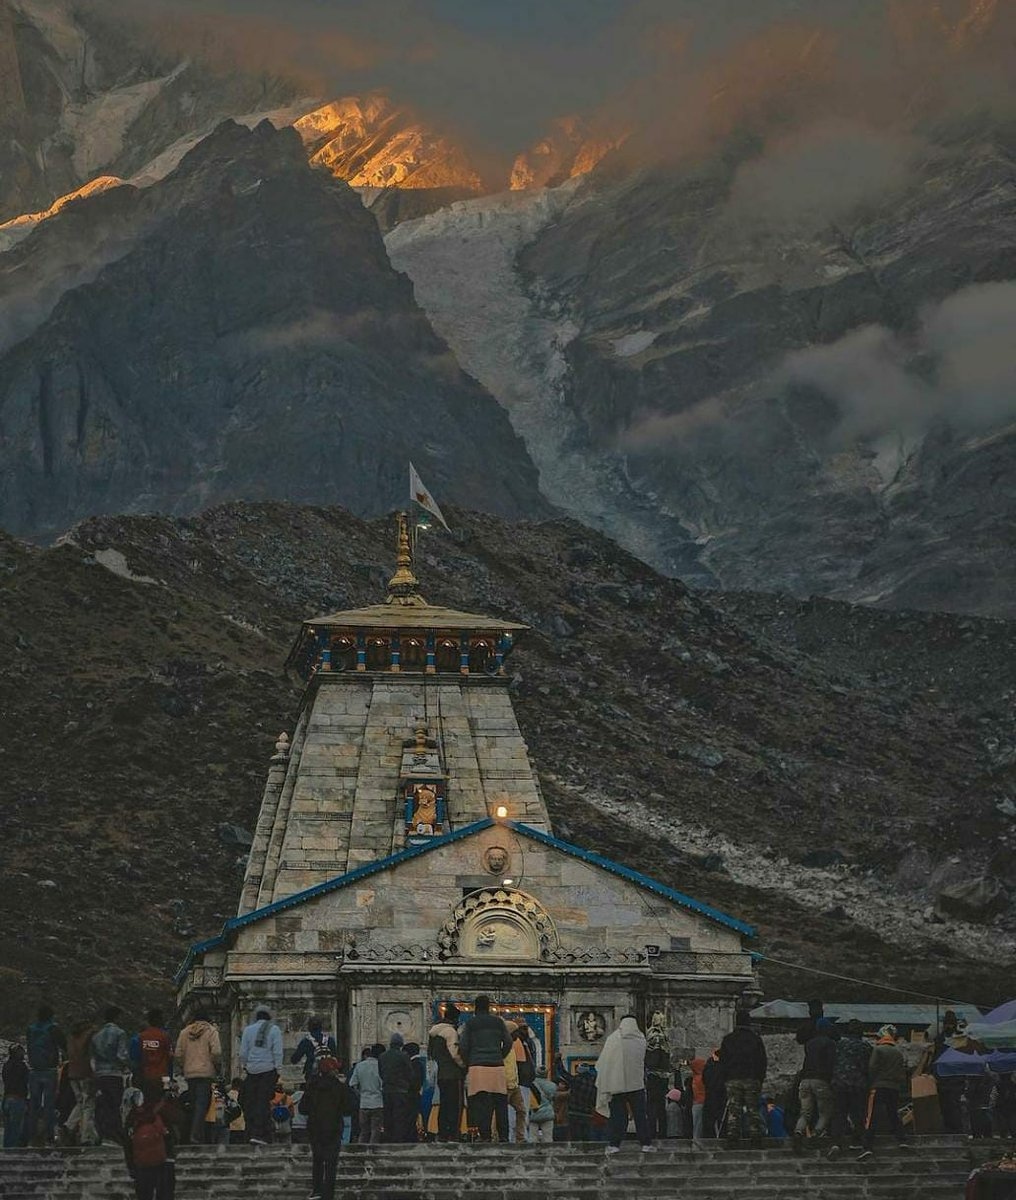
[299,1057,356,1200]
[239,1005,283,1146]
[857,1025,910,1160]
[378,1033,418,1143]
[427,1004,465,1143]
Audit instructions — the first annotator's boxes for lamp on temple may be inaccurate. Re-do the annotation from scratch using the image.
[502,877,514,886]
[494,805,508,819]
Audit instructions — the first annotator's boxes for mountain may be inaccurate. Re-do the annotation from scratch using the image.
[386,111,1016,618]
[0,0,300,222]
[509,115,627,192]
[0,118,547,539]
[0,502,1013,1032]
[296,94,483,193]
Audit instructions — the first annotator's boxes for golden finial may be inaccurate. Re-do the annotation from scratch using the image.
[386,511,428,606]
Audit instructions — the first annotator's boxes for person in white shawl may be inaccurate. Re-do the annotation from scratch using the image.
[595,1015,657,1154]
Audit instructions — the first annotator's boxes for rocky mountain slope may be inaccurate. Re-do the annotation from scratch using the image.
[385,109,1016,618]
[1,502,1013,1033]
[0,118,547,539]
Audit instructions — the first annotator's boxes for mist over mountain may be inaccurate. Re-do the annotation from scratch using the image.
[1,0,1015,619]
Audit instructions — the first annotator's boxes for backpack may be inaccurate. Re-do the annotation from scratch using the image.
[307,1032,332,1075]
[131,1113,167,1168]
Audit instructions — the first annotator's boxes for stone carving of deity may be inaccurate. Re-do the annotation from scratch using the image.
[412,783,438,831]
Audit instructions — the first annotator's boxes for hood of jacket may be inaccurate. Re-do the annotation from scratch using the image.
[618,1017,643,1038]
[186,1021,212,1040]
[429,1021,457,1039]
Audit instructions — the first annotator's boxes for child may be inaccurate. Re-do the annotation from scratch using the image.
[271,1083,295,1145]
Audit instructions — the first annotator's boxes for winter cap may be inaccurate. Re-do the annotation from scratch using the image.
[443,1003,461,1024]
[318,1056,339,1075]
[389,1032,405,1048]
[877,1024,897,1040]
[255,1005,271,1019]
[666,1088,682,1103]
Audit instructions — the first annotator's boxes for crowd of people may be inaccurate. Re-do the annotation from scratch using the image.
[3,997,1016,1200]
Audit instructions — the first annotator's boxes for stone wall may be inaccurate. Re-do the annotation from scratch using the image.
[238,674,551,909]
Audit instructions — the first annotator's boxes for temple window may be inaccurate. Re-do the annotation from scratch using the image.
[332,637,356,672]
[402,638,426,671]
[366,637,390,670]
[435,638,459,673]
[469,640,493,674]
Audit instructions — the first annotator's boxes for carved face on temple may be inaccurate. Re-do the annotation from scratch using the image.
[483,846,510,875]
[577,1011,606,1042]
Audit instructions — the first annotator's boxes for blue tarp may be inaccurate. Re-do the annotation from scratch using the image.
[936,1047,1016,1077]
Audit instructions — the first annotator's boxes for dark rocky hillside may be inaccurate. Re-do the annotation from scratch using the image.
[0,118,547,539]
[0,503,1013,1034]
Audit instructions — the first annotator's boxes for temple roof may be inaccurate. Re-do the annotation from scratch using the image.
[176,818,756,981]
[305,602,528,632]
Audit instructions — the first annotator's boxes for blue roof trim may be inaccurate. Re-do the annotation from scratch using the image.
[176,816,754,981]
[504,821,757,938]
[173,819,496,983]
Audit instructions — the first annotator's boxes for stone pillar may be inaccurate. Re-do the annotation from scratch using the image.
[318,629,331,672]
[238,732,291,914]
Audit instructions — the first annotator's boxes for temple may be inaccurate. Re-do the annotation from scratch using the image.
[176,514,758,1076]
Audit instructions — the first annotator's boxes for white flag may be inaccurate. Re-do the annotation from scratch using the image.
[409,462,450,531]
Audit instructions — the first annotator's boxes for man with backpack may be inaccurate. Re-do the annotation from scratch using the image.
[25,1003,66,1145]
[92,1006,130,1146]
[299,1056,356,1200]
[132,1010,174,1084]
[239,1005,283,1145]
[126,1080,171,1200]
[175,1009,222,1145]
[291,1018,337,1082]
[428,1004,465,1143]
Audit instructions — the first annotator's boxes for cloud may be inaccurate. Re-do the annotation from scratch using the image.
[86,0,1016,186]
[723,120,921,233]
[781,281,1016,440]
[620,281,1016,450]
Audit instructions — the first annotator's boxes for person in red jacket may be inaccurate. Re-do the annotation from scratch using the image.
[132,1011,174,1084]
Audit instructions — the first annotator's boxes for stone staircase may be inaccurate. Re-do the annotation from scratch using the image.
[0,1138,1007,1200]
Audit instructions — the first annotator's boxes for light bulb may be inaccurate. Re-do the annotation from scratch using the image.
[495,805,508,818]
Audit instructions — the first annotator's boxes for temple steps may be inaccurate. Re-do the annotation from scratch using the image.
[0,1137,1006,1200]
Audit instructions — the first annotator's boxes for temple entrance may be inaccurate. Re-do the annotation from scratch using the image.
[433,999,556,1070]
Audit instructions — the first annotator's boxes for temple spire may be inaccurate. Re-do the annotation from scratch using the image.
[385,511,428,606]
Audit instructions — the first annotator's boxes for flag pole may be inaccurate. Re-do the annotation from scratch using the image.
[408,463,416,558]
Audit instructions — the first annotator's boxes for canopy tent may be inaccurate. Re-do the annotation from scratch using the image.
[963,999,1016,1049]
[935,1046,1016,1076]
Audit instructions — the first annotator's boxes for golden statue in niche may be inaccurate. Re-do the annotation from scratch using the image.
[412,782,438,831]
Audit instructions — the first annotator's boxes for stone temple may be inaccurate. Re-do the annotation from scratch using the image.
[176,515,758,1076]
